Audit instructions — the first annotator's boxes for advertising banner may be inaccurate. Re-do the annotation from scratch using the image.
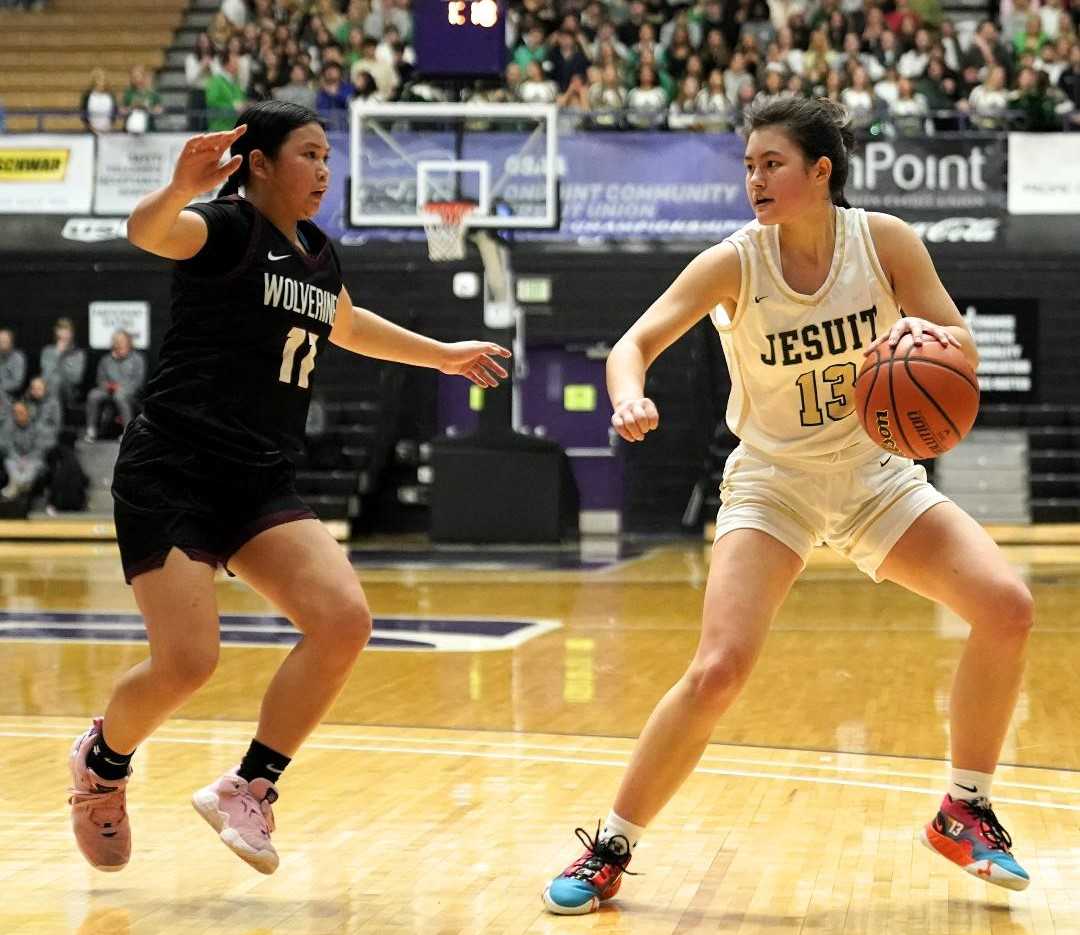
[847,136,1006,216]
[467,132,754,240]
[327,130,755,242]
[960,299,1037,402]
[88,300,150,350]
[1007,133,1080,215]
[0,130,1033,235]
[94,133,215,214]
[0,135,94,214]
[331,130,1009,242]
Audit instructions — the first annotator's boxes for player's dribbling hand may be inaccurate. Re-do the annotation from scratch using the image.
[612,397,659,442]
[439,341,511,388]
[864,317,961,356]
[170,124,247,198]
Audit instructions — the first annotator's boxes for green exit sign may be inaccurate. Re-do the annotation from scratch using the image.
[564,384,597,412]
[516,277,551,303]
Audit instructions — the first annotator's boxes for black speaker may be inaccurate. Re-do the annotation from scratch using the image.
[430,434,578,542]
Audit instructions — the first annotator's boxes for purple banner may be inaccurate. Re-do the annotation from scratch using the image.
[319,130,755,243]
[464,131,753,240]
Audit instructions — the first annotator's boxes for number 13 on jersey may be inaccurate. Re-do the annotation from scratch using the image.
[280,327,318,389]
[796,362,857,426]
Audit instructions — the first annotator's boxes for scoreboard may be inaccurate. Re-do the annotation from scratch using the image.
[413,0,507,79]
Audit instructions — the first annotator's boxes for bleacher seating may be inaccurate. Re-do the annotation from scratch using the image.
[0,0,183,132]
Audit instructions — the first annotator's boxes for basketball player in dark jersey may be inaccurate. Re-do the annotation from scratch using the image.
[67,101,511,875]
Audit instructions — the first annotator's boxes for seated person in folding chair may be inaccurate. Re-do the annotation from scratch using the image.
[85,330,146,442]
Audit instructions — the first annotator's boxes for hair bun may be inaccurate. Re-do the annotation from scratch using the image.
[814,97,855,154]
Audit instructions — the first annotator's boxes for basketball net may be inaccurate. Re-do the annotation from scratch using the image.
[423,201,475,262]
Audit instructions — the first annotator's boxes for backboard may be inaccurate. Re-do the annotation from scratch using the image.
[348,101,560,231]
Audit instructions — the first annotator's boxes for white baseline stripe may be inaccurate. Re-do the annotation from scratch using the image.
[4,728,1079,813]
[10,716,1079,797]
[132,723,1080,798]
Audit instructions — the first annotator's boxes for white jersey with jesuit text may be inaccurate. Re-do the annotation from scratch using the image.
[710,205,903,467]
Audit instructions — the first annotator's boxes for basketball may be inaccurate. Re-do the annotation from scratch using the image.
[854,334,980,460]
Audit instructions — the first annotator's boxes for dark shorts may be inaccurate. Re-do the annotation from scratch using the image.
[112,416,315,585]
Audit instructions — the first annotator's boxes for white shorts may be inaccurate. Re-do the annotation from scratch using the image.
[713,443,950,582]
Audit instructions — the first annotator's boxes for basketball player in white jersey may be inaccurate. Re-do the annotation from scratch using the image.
[543,97,1033,914]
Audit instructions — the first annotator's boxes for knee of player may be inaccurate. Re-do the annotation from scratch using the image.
[340,598,373,655]
[976,579,1035,641]
[310,594,372,660]
[686,648,755,709]
[156,644,220,694]
[995,581,1035,638]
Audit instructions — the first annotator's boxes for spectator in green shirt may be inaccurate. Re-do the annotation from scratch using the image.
[205,54,247,131]
[1009,65,1060,129]
[334,0,371,45]
[514,25,549,73]
[121,65,164,134]
[1013,14,1051,57]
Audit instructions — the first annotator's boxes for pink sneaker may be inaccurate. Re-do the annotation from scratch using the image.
[68,717,131,871]
[191,769,279,874]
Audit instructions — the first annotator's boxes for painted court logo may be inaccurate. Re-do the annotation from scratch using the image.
[0,610,559,652]
[874,410,901,455]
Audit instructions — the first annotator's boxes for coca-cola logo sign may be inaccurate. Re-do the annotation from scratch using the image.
[908,217,1000,243]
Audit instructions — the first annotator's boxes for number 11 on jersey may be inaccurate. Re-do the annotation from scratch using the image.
[280,327,319,389]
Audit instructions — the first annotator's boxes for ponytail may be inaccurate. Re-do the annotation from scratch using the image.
[218,169,244,198]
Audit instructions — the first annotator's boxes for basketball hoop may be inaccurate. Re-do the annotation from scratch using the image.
[423,201,475,262]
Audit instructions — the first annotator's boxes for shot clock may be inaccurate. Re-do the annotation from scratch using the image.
[413,0,507,79]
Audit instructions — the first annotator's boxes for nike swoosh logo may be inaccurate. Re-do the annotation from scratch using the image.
[266,765,283,774]
[102,756,128,766]
[268,251,290,261]
[879,457,892,467]
[754,295,768,303]
[956,782,978,793]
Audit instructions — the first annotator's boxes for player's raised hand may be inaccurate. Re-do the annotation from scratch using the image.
[170,124,247,197]
[612,397,659,442]
[439,341,511,388]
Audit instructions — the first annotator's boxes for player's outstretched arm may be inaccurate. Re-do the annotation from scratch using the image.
[865,212,979,370]
[127,125,247,260]
[329,287,511,388]
[608,241,741,442]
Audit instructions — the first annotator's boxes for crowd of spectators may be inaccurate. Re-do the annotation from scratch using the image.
[156,0,1080,135]
[0,321,73,502]
[0,319,145,506]
[180,0,414,130]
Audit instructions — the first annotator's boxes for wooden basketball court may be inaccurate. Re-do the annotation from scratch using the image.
[2,534,1079,934]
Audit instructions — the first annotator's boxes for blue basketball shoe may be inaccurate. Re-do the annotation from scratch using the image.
[542,823,635,915]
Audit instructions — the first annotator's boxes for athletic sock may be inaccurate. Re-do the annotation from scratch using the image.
[85,728,134,781]
[949,767,994,803]
[237,738,291,784]
[601,810,646,856]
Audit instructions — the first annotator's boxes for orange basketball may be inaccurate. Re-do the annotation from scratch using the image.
[854,334,980,460]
